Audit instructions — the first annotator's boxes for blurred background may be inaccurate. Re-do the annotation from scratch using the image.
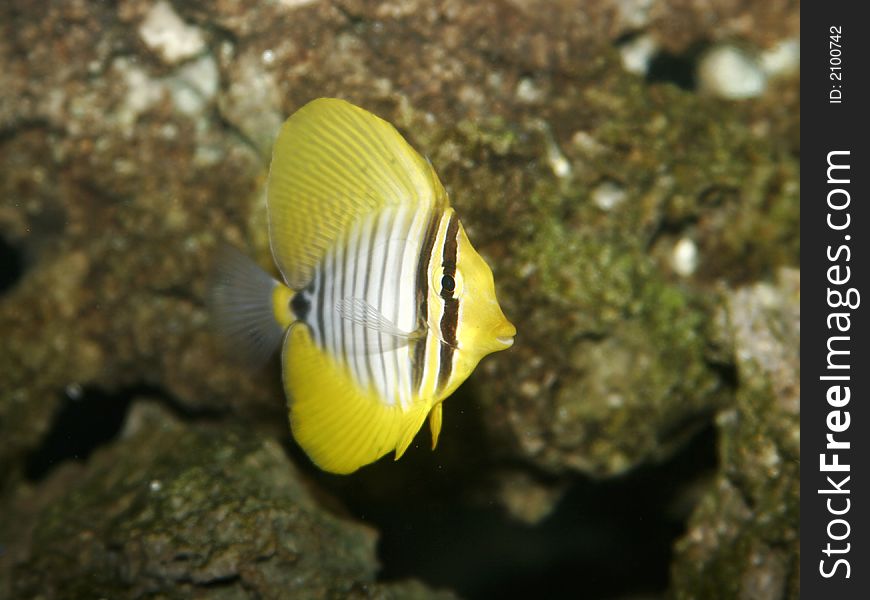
[0,0,799,598]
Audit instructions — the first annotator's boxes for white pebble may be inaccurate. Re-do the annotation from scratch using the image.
[114,58,165,129]
[615,0,655,29]
[697,45,766,100]
[592,181,626,211]
[539,124,571,179]
[169,54,220,116]
[278,0,319,7]
[760,39,800,78]
[65,382,83,400]
[516,78,544,104]
[620,33,658,76]
[671,237,699,276]
[139,0,206,65]
[549,153,571,179]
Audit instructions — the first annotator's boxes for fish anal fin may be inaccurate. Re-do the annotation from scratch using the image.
[284,326,430,474]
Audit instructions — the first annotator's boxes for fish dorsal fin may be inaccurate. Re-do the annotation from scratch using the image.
[267,98,446,289]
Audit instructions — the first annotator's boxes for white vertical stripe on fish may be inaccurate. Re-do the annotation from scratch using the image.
[379,207,404,407]
[342,222,359,387]
[326,242,337,365]
[390,208,413,409]
[348,215,367,388]
[295,204,433,411]
[369,209,391,403]
[396,205,427,408]
[361,212,378,392]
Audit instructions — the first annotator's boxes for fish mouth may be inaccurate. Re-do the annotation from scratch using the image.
[494,319,516,349]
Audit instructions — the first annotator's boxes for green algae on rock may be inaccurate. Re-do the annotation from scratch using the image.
[423,79,798,478]
[0,0,799,486]
[1,402,456,600]
[1,0,799,596]
[671,269,800,600]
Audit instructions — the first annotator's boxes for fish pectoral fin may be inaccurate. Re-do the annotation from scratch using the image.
[335,297,425,354]
[335,297,421,337]
[284,326,431,474]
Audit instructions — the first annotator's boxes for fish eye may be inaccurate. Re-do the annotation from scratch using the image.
[435,266,463,299]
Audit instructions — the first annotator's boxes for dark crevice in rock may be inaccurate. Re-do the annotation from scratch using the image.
[0,234,24,294]
[707,359,739,395]
[326,423,718,600]
[190,573,243,589]
[24,385,136,482]
[0,119,59,144]
[23,383,227,482]
[645,44,708,91]
[212,106,265,160]
[644,183,743,251]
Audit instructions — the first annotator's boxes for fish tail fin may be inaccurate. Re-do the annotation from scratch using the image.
[208,243,294,367]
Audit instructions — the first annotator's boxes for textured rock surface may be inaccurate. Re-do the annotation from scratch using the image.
[671,269,800,600]
[1,0,799,597]
[0,402,455,599]
[1,0,799,482]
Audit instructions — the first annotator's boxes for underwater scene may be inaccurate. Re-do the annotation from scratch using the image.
[0,0,799,598]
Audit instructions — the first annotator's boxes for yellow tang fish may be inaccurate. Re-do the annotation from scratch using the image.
[211,98,515,474]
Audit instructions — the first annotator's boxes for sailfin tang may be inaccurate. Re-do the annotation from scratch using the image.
[284,326,433,474]
[267,97,446,289]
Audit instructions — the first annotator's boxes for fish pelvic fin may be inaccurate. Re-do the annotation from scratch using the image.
[284,326,433,474]
[208,242,295,367]
[428,402,443,450]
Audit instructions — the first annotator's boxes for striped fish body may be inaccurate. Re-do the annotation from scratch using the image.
[210,98,515,474]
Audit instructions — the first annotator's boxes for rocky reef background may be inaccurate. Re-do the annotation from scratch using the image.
[0,0,799,598]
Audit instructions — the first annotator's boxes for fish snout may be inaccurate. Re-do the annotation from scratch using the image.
[494,319,516,349]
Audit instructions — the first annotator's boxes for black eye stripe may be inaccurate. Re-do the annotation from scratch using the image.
[440,249,457,300]
[413,211,440,395]
[438,213,460,392]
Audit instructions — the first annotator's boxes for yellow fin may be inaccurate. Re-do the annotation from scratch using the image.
[284,325,432,474]
[394,403,430,461]
[267,98,446,289]
[429,403,443,450]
